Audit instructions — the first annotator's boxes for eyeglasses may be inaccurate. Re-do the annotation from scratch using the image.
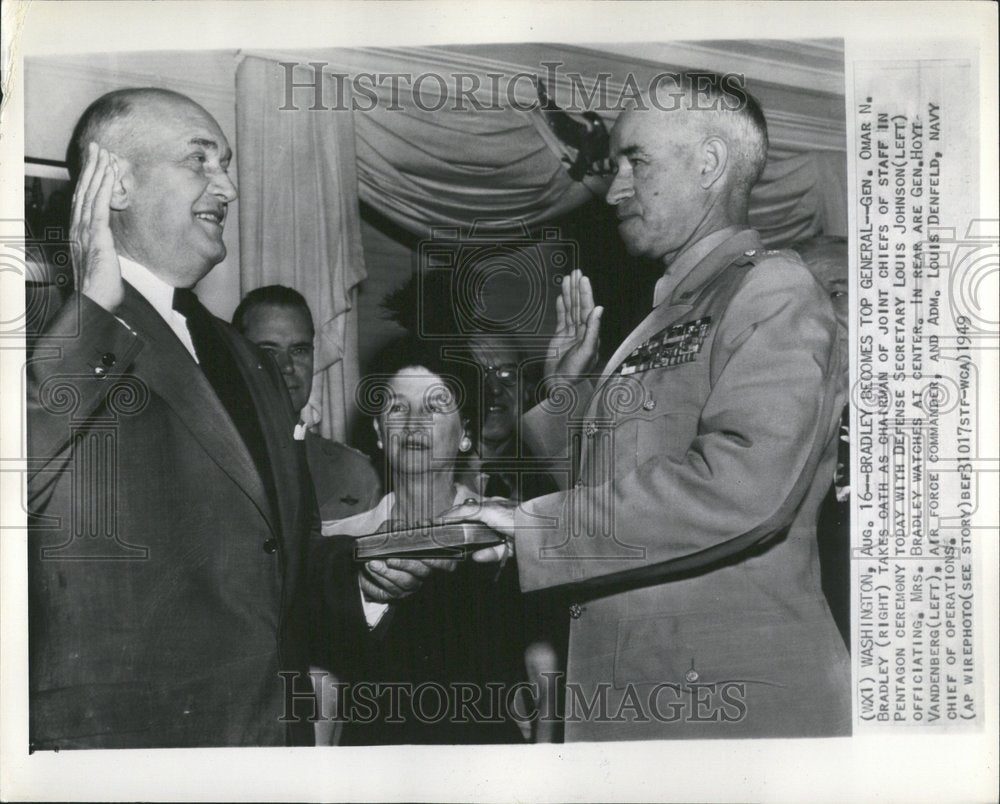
[483,364,518,386]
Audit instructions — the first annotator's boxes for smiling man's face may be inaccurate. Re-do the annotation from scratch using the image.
[113,96,237,288]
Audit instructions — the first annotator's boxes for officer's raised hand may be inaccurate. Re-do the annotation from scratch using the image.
[542,268,603,390]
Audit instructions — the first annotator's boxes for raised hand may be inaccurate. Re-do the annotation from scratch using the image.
[70,142,124,312]
[543,269,603,389]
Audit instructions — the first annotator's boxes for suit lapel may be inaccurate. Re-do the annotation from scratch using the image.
[218,324,298,537]
[116,283,277,535]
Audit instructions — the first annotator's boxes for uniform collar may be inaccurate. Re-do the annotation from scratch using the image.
[652,225,742,308]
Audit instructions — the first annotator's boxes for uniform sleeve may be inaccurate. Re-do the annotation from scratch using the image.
[520,378,595,491]
[513,259,841,593]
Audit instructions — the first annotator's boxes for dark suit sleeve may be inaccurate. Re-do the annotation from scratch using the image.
[27,293,144,504]
[305,529,371,675]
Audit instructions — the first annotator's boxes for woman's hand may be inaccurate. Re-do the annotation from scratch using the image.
[359,556,458,604]
[359,518,457,603]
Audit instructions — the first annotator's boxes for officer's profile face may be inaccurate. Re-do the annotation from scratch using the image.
[112,97,237,289]
[606,108,705,263]
[241,303,315,412]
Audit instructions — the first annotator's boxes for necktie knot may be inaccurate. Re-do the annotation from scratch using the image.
[172,288,202,318]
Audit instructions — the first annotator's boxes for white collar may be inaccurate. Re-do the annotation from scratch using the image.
[119,256,179,320]
[118,256,201,363]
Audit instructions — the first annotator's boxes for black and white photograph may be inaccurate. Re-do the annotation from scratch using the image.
[1,2,996,802]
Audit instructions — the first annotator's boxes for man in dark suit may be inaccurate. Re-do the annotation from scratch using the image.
[26,88,442,749]
[233,285,382,521]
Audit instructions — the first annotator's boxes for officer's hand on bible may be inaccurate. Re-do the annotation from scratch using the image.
[438,499,516,563]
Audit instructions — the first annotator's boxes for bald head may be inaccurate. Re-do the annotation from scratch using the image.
[68,88,213,181]
[68,87,237,287]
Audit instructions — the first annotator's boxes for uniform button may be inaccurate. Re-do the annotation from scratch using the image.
[101,352,116,367]
[584,422,598,438]
[685,669,699,683]
[743,249,757,257]
[643,398,656,411]
[569,603,585,619]
[262,539,278,554]
[93,365,107,378]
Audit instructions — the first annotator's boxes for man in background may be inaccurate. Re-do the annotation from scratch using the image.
[233,285,381,521]
[796,235,850,644]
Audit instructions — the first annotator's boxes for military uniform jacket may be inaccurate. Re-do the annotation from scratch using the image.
[26,286,367,748]
[304,432,382,521]
[515,229,851,741]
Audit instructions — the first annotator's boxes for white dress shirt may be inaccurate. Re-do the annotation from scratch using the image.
[119,256,200,360]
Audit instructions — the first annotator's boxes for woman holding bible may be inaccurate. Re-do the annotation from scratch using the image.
[321,338,531,745]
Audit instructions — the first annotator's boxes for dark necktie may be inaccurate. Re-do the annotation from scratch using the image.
[172,288,278,519]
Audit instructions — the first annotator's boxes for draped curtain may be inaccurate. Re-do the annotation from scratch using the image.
[351,80,601,235]
[236,55,367,440]
[750,151,848,246]
[235,50,846,436]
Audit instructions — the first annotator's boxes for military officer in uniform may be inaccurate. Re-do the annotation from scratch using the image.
[233,285,381,520]
[448,76,851,740]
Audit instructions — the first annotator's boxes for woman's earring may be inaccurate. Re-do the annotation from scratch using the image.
[459,435,472,453]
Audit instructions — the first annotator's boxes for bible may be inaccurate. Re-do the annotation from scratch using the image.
[349,521,505,560]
